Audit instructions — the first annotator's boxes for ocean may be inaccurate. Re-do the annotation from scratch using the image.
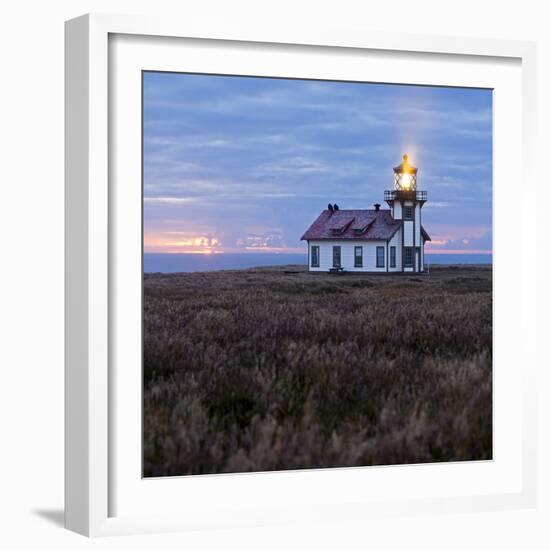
[144,252,492,273]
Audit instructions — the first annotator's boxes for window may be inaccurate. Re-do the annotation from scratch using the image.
[404,205,414,220]
[332,246,341,268]
[376,246,385,268]
[311,245,320,268]
[354,246,363,268]
[404,247,414,268]
[390,246,396,268]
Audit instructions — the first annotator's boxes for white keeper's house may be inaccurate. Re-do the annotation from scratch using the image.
[301,154,431,273]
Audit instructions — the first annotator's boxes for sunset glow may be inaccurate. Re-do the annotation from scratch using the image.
[425,249,492,255]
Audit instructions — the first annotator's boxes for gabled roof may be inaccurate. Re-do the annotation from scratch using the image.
[421,226,431,242]
[301,209,401,241]
[301,208,431,242]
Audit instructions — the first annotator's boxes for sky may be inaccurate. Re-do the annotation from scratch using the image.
[143,72,492,255]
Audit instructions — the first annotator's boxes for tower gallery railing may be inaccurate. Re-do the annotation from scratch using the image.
[384,190,427,202]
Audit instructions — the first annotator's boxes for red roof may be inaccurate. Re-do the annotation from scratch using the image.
[301,208,430,242]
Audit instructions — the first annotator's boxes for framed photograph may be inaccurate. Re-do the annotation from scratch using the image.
[65,13,537,536]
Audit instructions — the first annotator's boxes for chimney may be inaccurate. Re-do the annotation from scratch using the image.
[374,203,381,211]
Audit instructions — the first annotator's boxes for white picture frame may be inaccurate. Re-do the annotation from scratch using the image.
[65,13,537,537]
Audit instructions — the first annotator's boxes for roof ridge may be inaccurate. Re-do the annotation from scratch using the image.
[325,208,390,212]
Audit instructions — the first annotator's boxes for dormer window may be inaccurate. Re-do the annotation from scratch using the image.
[329,216,355,235]
[352,218,375,235]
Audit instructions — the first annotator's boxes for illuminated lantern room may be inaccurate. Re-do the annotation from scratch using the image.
[384,153,427,205]
[393,154,417,191]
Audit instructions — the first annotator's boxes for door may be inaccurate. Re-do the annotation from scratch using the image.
[332,246,341,268]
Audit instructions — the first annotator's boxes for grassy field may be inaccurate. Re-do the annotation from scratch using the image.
[143,265,492,477]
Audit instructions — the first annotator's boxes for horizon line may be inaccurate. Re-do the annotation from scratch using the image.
[143,249,493,255]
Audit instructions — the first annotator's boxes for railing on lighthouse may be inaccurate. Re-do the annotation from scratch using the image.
[384,190,427,202]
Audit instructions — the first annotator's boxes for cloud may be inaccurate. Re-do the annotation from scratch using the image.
[425,227,492,253]
[144,197,197,204]
[143,72,492,253]
[255,156,329,175]
[423,202,451,209]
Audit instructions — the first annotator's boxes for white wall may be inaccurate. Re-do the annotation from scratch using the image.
[415,202,421,246]
[388,229,401,271]
[403,220,413,246]
[308,230,403,273]
[393,201,402,219]
[308,240,389,272]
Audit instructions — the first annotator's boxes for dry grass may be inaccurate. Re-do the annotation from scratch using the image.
[143,264,492,477]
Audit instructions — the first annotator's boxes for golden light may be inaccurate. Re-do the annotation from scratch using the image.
[400,173,412,189]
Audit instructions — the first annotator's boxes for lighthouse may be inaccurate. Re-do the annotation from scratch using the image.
[384,154,428,272]
[301,154,430,273]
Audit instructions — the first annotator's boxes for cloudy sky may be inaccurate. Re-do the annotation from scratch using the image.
[143,72,492,255]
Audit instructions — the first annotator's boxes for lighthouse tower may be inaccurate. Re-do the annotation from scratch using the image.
[384,154,428,272]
